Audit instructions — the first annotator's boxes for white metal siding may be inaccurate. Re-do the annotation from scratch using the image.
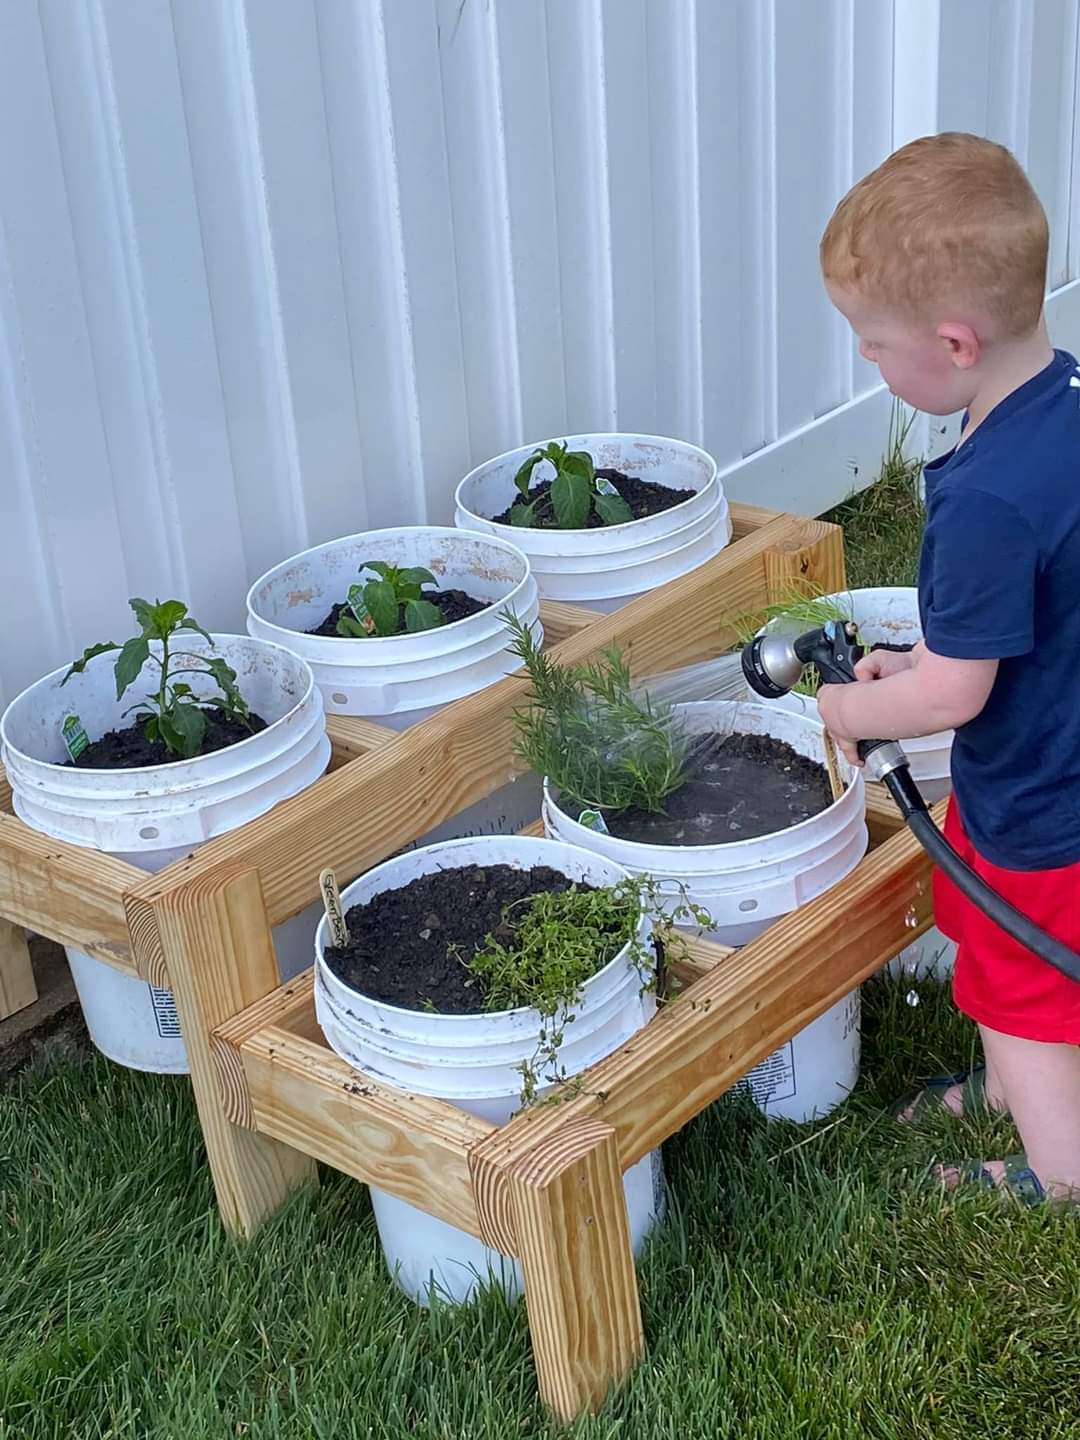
[1,0,1079,709]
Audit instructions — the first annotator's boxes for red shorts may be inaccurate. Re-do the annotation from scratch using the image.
[934,798,1080,1044]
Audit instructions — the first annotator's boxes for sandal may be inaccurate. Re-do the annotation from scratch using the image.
[893,1066,995,1123]
[942,1153,1045,1206]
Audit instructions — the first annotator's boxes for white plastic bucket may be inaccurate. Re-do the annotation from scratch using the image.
[454,433,731,610]
[764,588,957,979]
[314,834,665,1305]
[246,526,541,726]
[1,635,331,1073]
[543,701,868,1122]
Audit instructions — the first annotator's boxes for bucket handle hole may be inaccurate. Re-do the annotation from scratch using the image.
[738,899,758,913]
[139,826,159,840]
[331,693,349,707]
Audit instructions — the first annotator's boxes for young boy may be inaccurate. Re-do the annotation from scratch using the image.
[817,131,1080,1203]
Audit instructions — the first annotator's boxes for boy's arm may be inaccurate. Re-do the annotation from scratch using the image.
[817,647,997,760]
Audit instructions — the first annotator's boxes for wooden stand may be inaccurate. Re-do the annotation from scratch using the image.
[0,505,938,1423]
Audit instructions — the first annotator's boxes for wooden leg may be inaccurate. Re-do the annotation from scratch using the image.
[0,920,37,1020]
[509,1120,644,1424]
[134,866,316,1235]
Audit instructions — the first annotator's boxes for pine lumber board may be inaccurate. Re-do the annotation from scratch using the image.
[325,716,400,770]
[0,811,140,974]
[729,501,781,539]
[510,1120,643,1422]
[0,919,37,1019]
[537,600,603,646]
[237,1024,493,1239]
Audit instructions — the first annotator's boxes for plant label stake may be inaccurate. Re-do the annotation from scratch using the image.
[61,714,90,762]
[578,809,610,834]
[822,733,845,804]
[345,584,374,633]
[320,868,349,947]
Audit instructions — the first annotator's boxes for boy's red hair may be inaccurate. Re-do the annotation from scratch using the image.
[821,132,1049,338]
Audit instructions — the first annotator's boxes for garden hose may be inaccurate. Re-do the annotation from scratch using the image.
[741,620,1080,986]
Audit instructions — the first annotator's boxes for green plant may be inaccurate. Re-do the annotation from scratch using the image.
[509,441,633,529]
[62,599,251,760]
[505,614,688,817]
[729,584,856,697]
[336,561,447,638]
[463,874,710,1104]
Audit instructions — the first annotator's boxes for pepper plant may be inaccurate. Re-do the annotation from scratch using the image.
[63,598,251,760]
[509,441,633,529]
[336,561,447,638]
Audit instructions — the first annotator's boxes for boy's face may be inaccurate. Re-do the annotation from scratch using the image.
[826,284,977,416]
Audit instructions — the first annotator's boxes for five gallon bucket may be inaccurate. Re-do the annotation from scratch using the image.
[454,433,730,610]
[314,834,665,1305]
[247,524,544,846]
[0,635,331,1073]
[543,700,869,1122]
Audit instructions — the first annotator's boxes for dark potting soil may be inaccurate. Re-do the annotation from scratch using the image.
[599,732,833,846]
[307,587,490,637]
[69,708,268,770]
[323,863,592,1014]
[491,467,696,528]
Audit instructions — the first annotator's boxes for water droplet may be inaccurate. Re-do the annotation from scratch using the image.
[906,989,920,1007]
[904,908,919,929]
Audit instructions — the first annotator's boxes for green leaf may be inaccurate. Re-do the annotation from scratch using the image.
[361,561,393,581]
[159,703,207,760]
[400,566,437,589]
[128,598,156,634]
[142,714,160,744]
[561,450,595,483]
[336,613,368,638]
[114,637,151,700]
[550,469,591,529]
[404,599,446,633]
[594,491,634,526]
[169,682,193,699]
[178,616,213,646]
[204,657,248,717]
[149,600,188,637]
[509,501,538,528]
[365,579,401,637]
[62,641,119,685]
[513,450,544,497]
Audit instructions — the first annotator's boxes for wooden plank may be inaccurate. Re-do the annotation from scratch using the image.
[239,1025,494,1239]
[0,765,13,815]
[763,509,847,601]
[865,781,906,845]
[510,1119,643,1423]
[728,500,781,539]
[0,813,139,975]
[538,600,603,646]
[212,969,321,1127]
[0,920,37,1020]
[325,715,399,770]
[126,515,837,963]
[667,933,735,989]
[472,807,941,1192]
[136,865,317,1236]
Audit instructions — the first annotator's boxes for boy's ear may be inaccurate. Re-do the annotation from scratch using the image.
[936,321,981,370]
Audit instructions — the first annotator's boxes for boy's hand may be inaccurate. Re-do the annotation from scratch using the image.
[816,683,862,766]
[854,647,918,682]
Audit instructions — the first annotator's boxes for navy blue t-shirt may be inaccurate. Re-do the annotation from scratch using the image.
[918,348,1080,870]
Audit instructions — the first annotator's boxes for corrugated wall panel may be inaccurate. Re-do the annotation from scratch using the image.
[1,0,1078,709]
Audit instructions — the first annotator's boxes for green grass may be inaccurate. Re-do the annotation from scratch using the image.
[5,439,1078,1440]
[823,410,927,588]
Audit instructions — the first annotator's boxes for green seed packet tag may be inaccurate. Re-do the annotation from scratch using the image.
[578,808,609,834]
[594,474,619,496]
[62,713,89,761]
[346,584,371,626]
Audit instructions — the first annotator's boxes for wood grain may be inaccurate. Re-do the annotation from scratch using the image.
[865,781,906,845]
[510,1119,643,1423]
[538,600,603,646]
[325,715,400,770]
[728,501,781,539]
[239,1025,493,1238]
[140,865,317,1235]
[0,920,37,1020]
[0,812,140,974]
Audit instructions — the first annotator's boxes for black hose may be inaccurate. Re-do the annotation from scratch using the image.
[881,772,1080,986]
